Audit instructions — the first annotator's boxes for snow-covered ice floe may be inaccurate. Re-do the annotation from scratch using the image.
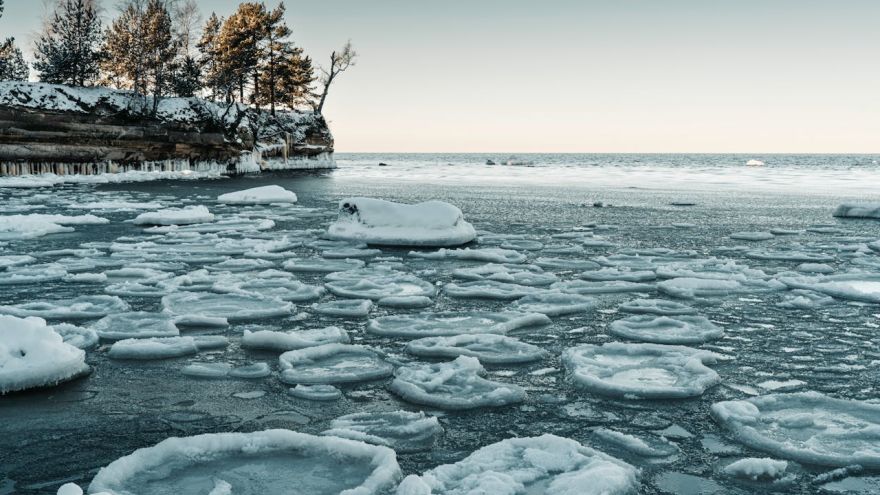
[396,434,638,495]
[0,295,129,320]
[367,311,551,338]
[278,344,393,384]
[658,277,746,299]
[162,291,293,321]
[87,429,401,495]
[390,356,526,410]
[723,457,788,480]
[444,280,543,300]
[618,298,697,316]
[562,342,726,399]
[411,248,527,264]
[0,263,68,284]
[608,315,723,345]
[217,185,298,204]
[289,384,342,401]
[0,316,90,394]
[283,257,365,273]
[52,323,99,350]
[242,327,350,351]
[325,267,436,300]
[779,274,880,304]
[711,392,880,468]
[313,299,373,317]
[0,214,106,240]
[132,205,214,226]
[511,291,596,316]
[591,427,679,458]
[91,312,179,340]
[451,263,557,286]
[552,279,655,295]
[323,410,443,453]
[326,197,476,247]
[108,336,228,360]
[832,202,880,219]
[405,334,548,364]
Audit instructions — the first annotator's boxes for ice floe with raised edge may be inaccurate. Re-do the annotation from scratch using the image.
[91,312,179,340]
[323,247,383,259]
[217,185,298,204]
[776,289,836,309]
[313,299,373,317]
[324,410,443,453]
[579,267,657,282]
[242,326,350,351]
[0,316,90,394]
[283,257,366,273]
[730,231,775,241]
[534,257,601,271]
[609,315,723,345]
[132,205,214,226]
[618,298,697,316]
[0,213,108,240]
[229,362,272,378]
[70,200,162,210]
[326,197,476,247]
[405,334,548,364]
[0,263,67,284]
[377,295,434,308]
[395,434,638,495]
[499,239,544,251]
[51,323,99,350]
[511,291,596,316]
[206,257,275,272]
[711,392,880,468]
[181,362,231,378]
[212,269,325,302]
[658,277,745,299]
[410,247,527,264]
[552,279,655,295]
[444,280,543,300]
[833,203,880,219]
[289,384,342,401]
[162,291,293,321]
[591,427,679,458]
[390,355,526,410]
[108,335,228,360]
[779,274,880,303]
[367,311,551,338]
[325,267,436,300]
[279,343,393,384]
[0,295,129,320]
[562,342,726,399]
[0,254,35,268]
[745,249,835,262]
[796,262,835,274]
[88,429,401,495]
[451,263,557,286]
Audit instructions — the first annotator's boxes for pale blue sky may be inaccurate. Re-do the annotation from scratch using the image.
[2,0,879,152]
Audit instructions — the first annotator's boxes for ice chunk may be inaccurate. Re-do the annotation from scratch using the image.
[181,362,232,378]
[217,185,297,204]
[313,299,373,317]
[591,427,679,457]
[51,323,99,350]
[162,291,293,321]
[0,255,35,268]
[658,277,743,299]
[289,384,342,401]
[780,274,880,304]
[229,362,272,379]
[776,289,835,309]
[325,267,435,300]
[562,342,725,399]
[323,247,382,259]
[324,410,443,453]
[0,316,90,394]
[213,270,325,302]
[108,336,228,360]
[92,312,180,340]
[279,344,392,384]
[282,257,365,273]
[242,327,350,351]
[730,232,775,241]
[746,249,835,262]
[833,203,880,219]
[133,206,214,226]
[377,295,433,308]
[723,457,788,480]
[406,334,548,364]
[88,429,400,495]
[0,213,107,240]
[511,291,596,316]
[608,315,723,345]
[206,258,276,273]
[796,263,835,274]
[711,392,880,468]
[552,279,655,295]
[390,356,526,410]
[444,280,542,300]
[396,434,638,495]
[534,257,601,270]
[56,482,82,495]
[618,298,697,316]
[452,263,556,286]
[580,268,657,282]
[326,197,476,247]
[410,247,526,264]
[368,312,551,338]
[0,295,129,320]
[0,263,67,284]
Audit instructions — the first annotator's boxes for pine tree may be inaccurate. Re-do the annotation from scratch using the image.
[259,45,314,111]
[0,43,29,81]
[261,3,288,115]
[216,2,268,105]
[141,0,176,111]
[33,0,103,86]
[197,13,226,100]
[169,55,201,97]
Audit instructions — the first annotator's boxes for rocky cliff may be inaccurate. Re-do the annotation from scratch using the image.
[0,81,335,176]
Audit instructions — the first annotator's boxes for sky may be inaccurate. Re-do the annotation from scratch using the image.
[1,0,879,153]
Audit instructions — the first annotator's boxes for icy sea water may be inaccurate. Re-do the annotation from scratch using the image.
[1,153,880,494]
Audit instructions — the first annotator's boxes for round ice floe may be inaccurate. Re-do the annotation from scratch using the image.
[206,258,275,273]
[500,239,544,251]
[279,344,392,384]
[405,334,547,364]
[132,205,214,225]
[552,279,655,295]
[511,291,596,316]
[657,277,744,299]
[745,249,835,263]
[580,268,657,282]
[313,299,373,317]
[396,434,638,495]
[108,336,228,360]
[534,257,601,271]
[162,291,293,321]
[0,263,67,284]
[217,185,297,204]
[88,429,401,495]
[410,247,527,264]
[51,323,99,350]
[323,247,383,259]
[591,427,679,458]
[609,315,723,345]
[242,327,350,351]
[0,316,90,394]
[91,312,180,340]
[213,270,325,302]
[377,295,433,308]
[0,295,129,320]
[325,267,436,300]
[451,263,557,286]
[390,356,526,410]
[711,392,880,468]
[618,298,697,316]
[289,384,342,401]
[324,410,443,453]
[730,232,775,241]
[723,458,788,480]
[796,263,835,274]
[779,274,880,304]
[326,197,476,247]
[229,362,272,379]
[283,257,366,273]
[368,311,550,338]
[181,362,231,378]
[444,280,542,300]
[562,342,725,399]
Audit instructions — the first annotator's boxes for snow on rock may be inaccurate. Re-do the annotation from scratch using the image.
[779,274,880,304]
[217,185,298,204]
[608,315,724,345]
[108,336,228,360]
[278,344,393,384]
[367,312,551,338]
[0,295,129,320]
[91,312,179,340]
[325,267,436,300]
[444,280,543,300]
[618,298,697,316]
[396,434,638,495]
[289,384,342,401]
[88,429,401,495]
[389,356,526,410]
[410,247,526,264]
[323,410,443,453]
[562,342,725,399]
[0,316,90,394]
[451,263,557,286]
[511,291,596,316]
[711,392,880,468]
[133,206,214,226]
[162,291,293,321]
[723,458,788,480]
[242,327,350,351]
[313,299,373,317]
[833,203,880,219]
[326,197,476,247]
[405,334,548,364]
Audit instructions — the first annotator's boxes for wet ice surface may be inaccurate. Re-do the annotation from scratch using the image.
[1,165,880,494]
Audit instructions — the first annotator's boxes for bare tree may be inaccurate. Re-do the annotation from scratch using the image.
[172,0,200,56]
[314,40,356,114]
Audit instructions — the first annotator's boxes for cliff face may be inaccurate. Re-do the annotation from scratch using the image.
[0,82,334,175]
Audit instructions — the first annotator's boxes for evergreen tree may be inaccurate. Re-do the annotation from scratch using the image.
[216,2,268,104]
[34,0,103,86]
[169,55,201,97]
[142,0,176,111]
[0,43,29,81]
[260,3,288,115]
[197,13,226,100]
[259,45,314,111]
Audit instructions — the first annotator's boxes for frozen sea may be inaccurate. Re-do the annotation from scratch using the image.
[2,153,880,494]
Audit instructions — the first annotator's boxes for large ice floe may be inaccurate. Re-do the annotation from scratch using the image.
[779,274,880,304]
[91,312,180,340]
[323,410,444,453]
[511,291,596,316]
[242,326,350,351]
[217,185,298,204]
[325,197,476,247]
[0,295,129,319]
[162,291,293,321]
[608,315,723,345]
[390,356,526,410]
[711,392,880,468]
[325,267,436,300]
[87,429,401,495]
[405,334,548,364]
[278,344,393,384]
[562,342,725,399]
[832,202,880,219]
[396,434,638,495]
[0,213,106,240]
[132,205,215,226]
[0,316,90,394]
[367,312,551,338]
